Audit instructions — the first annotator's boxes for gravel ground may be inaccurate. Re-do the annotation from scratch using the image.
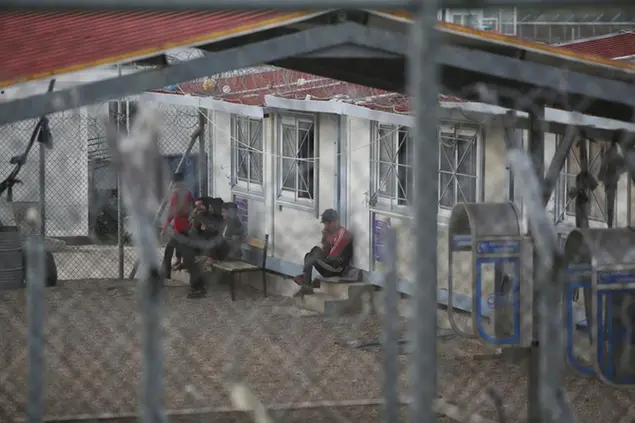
[1,279,634,422]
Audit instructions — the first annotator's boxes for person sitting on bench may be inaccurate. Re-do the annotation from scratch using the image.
[206,202,245,263]
[293,208,353,297]
[184,202,245,297]
[188,197,225,259]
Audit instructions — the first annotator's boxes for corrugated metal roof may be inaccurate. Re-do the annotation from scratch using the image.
[0,10,324,89]
[375,10,635,74]
[556,31,635,59]
[156,68,464,114]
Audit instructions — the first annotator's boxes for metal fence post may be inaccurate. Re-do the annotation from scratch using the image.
[409,0,439,421]
[117,99,127,280]
[117,66,126,279]
[382,227,399,423]
[27,230,46,423]
[527,107,545,423]
[103,108,167,423]
[127,124,203,280]
[117,169,125,279]
[39,141,46,237]
[198,108,207,197]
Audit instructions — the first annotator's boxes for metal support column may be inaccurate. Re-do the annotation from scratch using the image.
[527,108,545,423]
[336,115,348,227]
[27,233,46,423]
[115,63,126,279]
[38,144,46,237]
[382,227,399,423]
[197,108,207,197]
[117,99,126,279]
[409,0,439,421]
[127,126,203,280]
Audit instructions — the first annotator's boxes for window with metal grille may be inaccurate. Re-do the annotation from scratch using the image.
[556,137,614,225]
[369,124,413,210]
[438,121,480,209]
[231,115,263,192]
[447,10,484,28]
[278,115,316,203]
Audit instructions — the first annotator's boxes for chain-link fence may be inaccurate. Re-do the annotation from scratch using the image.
[4,4,635,423]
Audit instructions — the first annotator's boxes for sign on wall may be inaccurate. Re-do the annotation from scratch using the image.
[234,196,249,229]
[373,213,392,271]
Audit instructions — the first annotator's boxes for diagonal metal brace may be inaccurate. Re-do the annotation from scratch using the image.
[542,127,577,206]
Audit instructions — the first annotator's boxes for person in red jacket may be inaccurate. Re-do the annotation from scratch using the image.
[293,208,353,298]
[161,172,194,276]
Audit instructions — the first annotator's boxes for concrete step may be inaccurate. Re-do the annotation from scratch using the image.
[315,280,373,300]
[296,292,359,316]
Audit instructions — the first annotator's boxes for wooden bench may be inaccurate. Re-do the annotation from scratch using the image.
[211,234,269,301]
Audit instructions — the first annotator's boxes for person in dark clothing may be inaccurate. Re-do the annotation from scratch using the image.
[206,202,245,262]
[160,172,194,276]
[188,196,225,260]
[293,209,353,298]
[182,201,244,295]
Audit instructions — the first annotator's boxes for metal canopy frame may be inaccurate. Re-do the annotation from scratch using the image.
[4,0,635,10]
[2,21,635,126]
[8,4,635,423]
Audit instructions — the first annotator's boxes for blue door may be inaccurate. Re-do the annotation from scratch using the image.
[165,154,200,198]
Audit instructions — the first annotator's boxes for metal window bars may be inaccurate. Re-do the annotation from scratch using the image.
[4,2,635,423]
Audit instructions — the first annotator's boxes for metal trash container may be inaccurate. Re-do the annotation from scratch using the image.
[564,228,635,386]
[447,202,533,347]
[0,226,24,290]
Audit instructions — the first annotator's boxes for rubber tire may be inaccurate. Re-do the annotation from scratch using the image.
[45,250,57,287]
[22,250,58,287]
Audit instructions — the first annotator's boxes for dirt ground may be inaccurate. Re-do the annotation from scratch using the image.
[1,279,634,423]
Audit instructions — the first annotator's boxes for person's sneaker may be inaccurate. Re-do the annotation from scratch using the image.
[293,285,314,298]
[293,275,305,286]
[187,289,206,299]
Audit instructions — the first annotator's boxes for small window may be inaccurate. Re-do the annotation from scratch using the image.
[370,124,413,210]
[231,115,263,193]
[447,9,484,29]
[438,121,480,209]
[278,115,316,203]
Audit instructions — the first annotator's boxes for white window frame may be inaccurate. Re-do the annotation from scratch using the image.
[446,9,484,29]
[276,113,318,210]
[437,120,483,218]
[369,123,413,216]
[230,115,264,196]
[554,136,614,228]
[482,17,499,31]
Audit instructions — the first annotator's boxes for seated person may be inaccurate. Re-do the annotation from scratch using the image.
[207,202,244,262]
[293,208,353,297]
[189,197,222,238]
[188,197,226,259]
[184,201,245,298]
[207,197,225,232]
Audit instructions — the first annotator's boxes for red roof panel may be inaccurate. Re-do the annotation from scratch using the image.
[154,68,464,115]
[0,10,320,88]
[557,31,635,59]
